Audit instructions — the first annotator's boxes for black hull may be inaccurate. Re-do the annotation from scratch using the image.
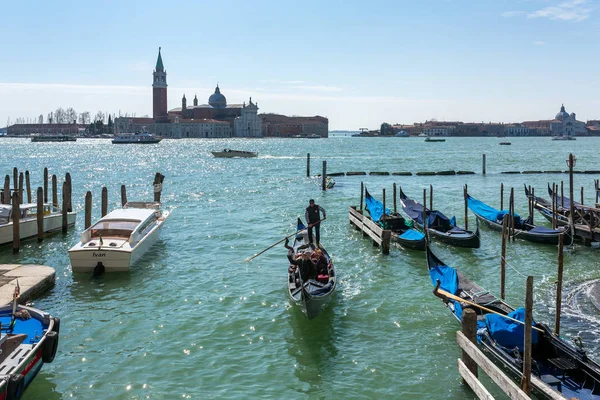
[474,213,570,245]
[415,221,480,248]
[391,234,426,251]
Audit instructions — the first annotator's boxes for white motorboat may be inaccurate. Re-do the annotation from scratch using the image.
[211,149,258,158]
[68,202,169,273]
[0,203,76,245]
[112,131,162,144]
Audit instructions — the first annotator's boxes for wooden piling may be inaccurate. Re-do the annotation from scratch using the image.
[121,185,127,206]
[153,172,165,202]
[306,153,310,177]
[25,171,31,203]
[393,183,397,213]
[596,179,599,204]
[464,184,468,231]
[62,182,68,233]
[501,214,508,300]
[382,189,386,214]
[555,234,564,336]
[521,276,534,396]
[18,172,23,204]
[13,168,18,192]
[360,182,364,211]
[461,308,478,382]
[3,175,9,204]
[12,192,20,253]
[85,191,92,229]
[322,161,327,191]
[482,154,486,175]
[36,187,44,242]
[423,189,428,240]
[568,154,575,226]
[500,183,504,210]
[52,175,58,208]
[101,187,108,217]
[551,183,557,229]
[560,181,564,209]
[581,187,584,205]
[65,172,72,212]
[429,184,433,211]
[43,167,48,203]
[510,187,515,241]
[530,187,535,225]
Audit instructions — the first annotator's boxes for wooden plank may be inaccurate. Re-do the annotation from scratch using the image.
[362,216,383,235]
[458,358,495,400]
[457,331,530,400]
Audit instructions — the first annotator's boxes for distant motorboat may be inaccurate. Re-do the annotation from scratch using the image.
[69,201,170,273]
[424,136,446,142]
[499,142,512,145]
[305,134,322,139]
[212,149,258,158]
[112,131,162,144]
[552,135,576,141]
[31,134,77,142]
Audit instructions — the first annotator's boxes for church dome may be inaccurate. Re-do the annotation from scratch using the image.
[208,85,227,108]
[555,104,569,121]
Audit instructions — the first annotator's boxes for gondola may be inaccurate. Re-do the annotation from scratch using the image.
[365,190,426,251]
[426,247,600,399]
[399,188,480,248]
[524,185,569,227]
[467,193,570,245]
[287,218,336,319]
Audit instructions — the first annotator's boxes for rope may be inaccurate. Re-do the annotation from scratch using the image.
[500,255,545,279]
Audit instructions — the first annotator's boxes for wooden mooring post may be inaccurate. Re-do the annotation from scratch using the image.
[37,187,44,242]
[500,183,504,210]
[43,167,48,203]
[463,184,468,231]
[2,175,9,204]
[521,276,534,395]
[393,183,397,213]
[101,187,108,217]
[530,187,535,225]
[65,172,72,212]
[25,171,31,203]
[52,175,58,208]
[360,182,364,211]
[429,184,433,211]
[423,188,428,242]
[510,187,515,242]
[153,172,165,202]
[121,185,128,206]
[62,182,68,233]
[322,161,326,191]
[596,179,599,205]
[482,154,486,175]
[18,173,23,204]
[13,168,17,193]
[561,181,565,209]
[555,234,564,336]
[568,154,575,227]
[85,191,92,229]
[306,153,310,177]
[12,192,20,253]
[501,214,508,300]
[461,308,478,383]
[581,187,584,206]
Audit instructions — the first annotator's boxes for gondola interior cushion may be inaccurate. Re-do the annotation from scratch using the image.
[485,308,538,352]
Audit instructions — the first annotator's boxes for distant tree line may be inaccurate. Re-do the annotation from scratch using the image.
[7,108,115,134]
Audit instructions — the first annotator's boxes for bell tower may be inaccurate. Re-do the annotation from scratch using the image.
[152,47,168,122]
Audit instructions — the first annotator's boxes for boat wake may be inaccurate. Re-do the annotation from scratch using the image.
[560,278,600,353]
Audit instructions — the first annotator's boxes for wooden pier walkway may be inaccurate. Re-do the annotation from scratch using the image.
[0,264,55,305]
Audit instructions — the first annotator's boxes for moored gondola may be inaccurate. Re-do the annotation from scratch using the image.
[287,218,336,319]
[467,193,571,245]
[426,247,600,399]
[399,188,480,248]
[524,184,569,226]
[365,190,426,251]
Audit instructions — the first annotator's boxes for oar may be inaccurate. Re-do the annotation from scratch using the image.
[433,281,543,333]
[245,218,326,262]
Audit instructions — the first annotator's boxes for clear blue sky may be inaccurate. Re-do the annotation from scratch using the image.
[1,0,599,129]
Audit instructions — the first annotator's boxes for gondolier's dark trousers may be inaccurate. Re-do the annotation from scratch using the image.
[307,222,320,244]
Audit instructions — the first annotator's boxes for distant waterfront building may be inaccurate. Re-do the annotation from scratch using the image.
[260,114,329,137]
[522,104,586,137]
[7,122,85,136]
[423,125,454,137]
[504,123,529,136]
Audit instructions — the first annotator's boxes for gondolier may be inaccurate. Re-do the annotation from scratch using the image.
[305,199,326,245]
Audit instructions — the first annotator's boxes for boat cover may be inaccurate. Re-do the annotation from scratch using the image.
[399,229,426,241]
[365,190,390,222]
[485,308,538,352]
[402,196,454,231]
[529,226,561,234]
[467,195,521,224]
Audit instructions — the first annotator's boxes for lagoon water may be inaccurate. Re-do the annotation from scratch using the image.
[1,136,600,399]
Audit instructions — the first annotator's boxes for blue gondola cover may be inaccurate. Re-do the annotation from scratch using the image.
[365,190,390,222]
[485,308,538,352]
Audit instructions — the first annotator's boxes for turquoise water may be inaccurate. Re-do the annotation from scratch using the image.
[1,136,600,399]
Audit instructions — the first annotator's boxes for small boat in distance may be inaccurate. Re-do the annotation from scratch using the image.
[0,203,76,245]
[287,218,336,319]
[0,301,60,399]
[424,136,446,142]
[552,135,576,141]
[499,142,511,145]
[69,201,170,274]
[112,131,162,144]
[31,134,77,142]
[212,149,258,158]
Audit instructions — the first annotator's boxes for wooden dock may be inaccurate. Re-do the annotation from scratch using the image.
[348,206,391,254]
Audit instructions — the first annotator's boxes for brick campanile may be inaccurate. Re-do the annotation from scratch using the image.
[152,47,168,122]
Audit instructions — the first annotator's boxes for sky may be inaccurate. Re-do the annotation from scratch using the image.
[1,0,599,130]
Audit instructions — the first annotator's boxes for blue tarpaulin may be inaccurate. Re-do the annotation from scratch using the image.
[485,307,538,352]
[399,229,426,241]
[428,264,458,297]
[365,189,390,222]
[401,192,455,231]
[467,195,522,224]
